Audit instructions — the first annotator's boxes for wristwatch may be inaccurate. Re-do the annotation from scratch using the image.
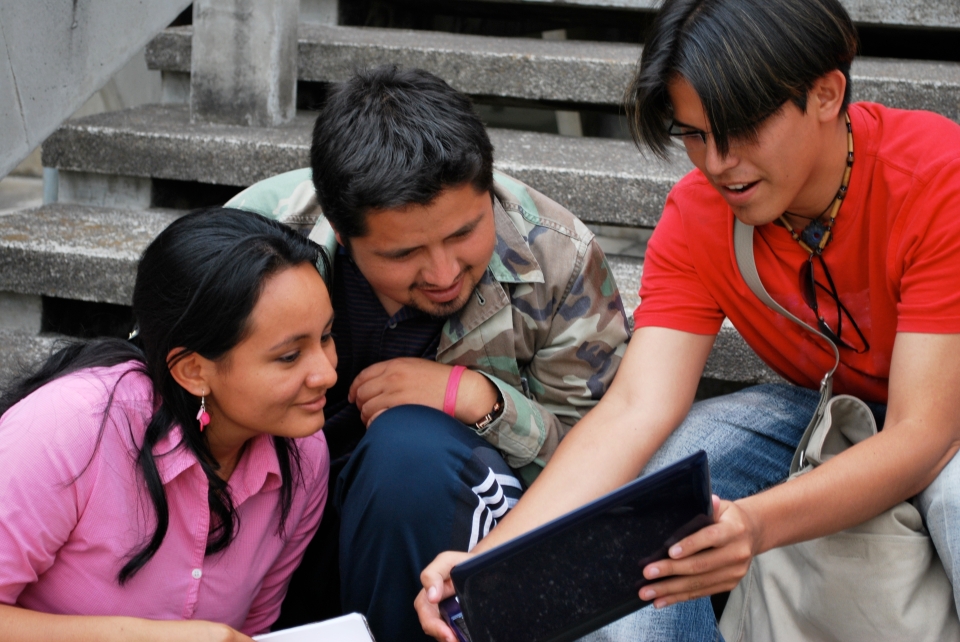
[474,390,504,430]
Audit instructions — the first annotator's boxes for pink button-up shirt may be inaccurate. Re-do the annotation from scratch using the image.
[0,362,328,635]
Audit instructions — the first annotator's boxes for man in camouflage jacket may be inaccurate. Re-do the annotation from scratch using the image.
[230,168,629,482]
[226,67,630,641]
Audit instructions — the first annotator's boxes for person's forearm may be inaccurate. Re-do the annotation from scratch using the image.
[0,604,243,642]
[744,416,960,555]
[746,332,960,554]
[472,328,714,554]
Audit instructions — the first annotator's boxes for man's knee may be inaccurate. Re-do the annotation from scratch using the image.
[337,405,481,520]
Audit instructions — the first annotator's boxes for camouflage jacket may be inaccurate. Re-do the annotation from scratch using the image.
[227,169,630,483]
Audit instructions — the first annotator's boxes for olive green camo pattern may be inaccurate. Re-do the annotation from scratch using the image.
[227,169,631,484]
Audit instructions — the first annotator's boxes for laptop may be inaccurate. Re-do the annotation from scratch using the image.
[445,451,712,642]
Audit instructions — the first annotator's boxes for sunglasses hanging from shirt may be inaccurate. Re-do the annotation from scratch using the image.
[778,112,869,353]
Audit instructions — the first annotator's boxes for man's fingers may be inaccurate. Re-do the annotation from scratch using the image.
[358,394,393,426]
[639,566,743,608]
[664,509,746,562]
[645,540,751,582]
[352,376,389,411]
[420,552,469,600]
[414,589,457,642]
[349,363,388,402]
[417,552,471,642]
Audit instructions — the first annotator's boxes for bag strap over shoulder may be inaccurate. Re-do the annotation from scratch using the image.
[732,219,847,472]
[732,219,841,379]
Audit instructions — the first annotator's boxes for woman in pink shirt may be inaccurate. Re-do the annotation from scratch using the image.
[0,208,337,641]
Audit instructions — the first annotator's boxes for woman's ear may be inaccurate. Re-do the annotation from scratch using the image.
[167,349,214,398]
[813,69,847,123]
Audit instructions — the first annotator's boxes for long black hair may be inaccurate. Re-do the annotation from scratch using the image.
[0,207,327,583]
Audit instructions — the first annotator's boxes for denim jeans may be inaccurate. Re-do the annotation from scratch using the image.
[579,382,953,642]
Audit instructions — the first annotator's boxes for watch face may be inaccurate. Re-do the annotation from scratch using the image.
[474,396,504,430]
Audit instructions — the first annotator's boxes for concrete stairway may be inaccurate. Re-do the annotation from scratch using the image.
[467,0,960,29]
[3,0,959,390]
[148,24,960,120]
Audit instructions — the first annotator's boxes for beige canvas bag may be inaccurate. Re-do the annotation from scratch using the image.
[718,220,960,642]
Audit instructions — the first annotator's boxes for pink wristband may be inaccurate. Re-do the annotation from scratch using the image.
[444,365,467,417]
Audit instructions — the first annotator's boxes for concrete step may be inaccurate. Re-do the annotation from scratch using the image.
[0,330,63,388]
[147,25,960,120]
[42,104,690,228]
[0,204,181,305]
[0,204,776,383]
[465,0,960,30]
[148,24,639,107]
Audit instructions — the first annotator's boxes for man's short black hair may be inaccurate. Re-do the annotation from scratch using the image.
[628,0,858,158]
[310,65,495,241]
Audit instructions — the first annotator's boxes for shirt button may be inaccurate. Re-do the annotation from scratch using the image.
[387,321,397,329]
[192,568,202,580]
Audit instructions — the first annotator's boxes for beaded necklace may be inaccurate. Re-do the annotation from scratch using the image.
[779,112,854,255]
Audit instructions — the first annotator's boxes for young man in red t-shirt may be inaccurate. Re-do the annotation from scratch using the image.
[417,0,960,640]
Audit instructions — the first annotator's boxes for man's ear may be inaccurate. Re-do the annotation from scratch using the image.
[167,348,213,398]
[812,69,847,123]
[334,231,344,247]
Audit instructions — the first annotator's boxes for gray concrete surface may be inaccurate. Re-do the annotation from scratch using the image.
[301,0,338,25]
[191,0,299,127]
[162,71,192,105]
[0,205,180,305]
[467,0,960,29]
[0,330,62,388]
[0,176,43,216]
[58,171,153,209]
[0,292,41,333]
[43,105,316,187]
[852,58,960,121]
[0,0,191,178]
[41,104,692,227]
[491,128,689,227]
[148,25,639,106]
[296,25,640,106]
[147,26,960,121]
[607,254,641,315]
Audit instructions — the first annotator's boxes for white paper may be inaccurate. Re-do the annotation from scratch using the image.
[253,613,376,641]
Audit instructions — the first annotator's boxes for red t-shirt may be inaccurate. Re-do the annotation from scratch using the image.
[635,103,960,403]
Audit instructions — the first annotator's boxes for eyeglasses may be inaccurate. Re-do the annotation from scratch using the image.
[666,120,755,155]
[799,253,870,353]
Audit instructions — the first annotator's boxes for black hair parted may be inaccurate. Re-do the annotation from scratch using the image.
[628,0,858,158]
[310,65,494,241]
[0,208,326,584]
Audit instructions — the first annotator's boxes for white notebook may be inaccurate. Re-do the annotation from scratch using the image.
[254,614,376,641]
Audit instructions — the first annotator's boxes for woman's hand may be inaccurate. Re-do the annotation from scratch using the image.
[415,551,474,642]
[0,605,256,642]
[153,620,256,642]
[638,495,760,608]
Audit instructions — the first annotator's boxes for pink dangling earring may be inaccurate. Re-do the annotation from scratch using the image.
[196,394,211,432]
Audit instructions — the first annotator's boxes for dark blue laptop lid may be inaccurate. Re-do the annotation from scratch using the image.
[450,451,712,642]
